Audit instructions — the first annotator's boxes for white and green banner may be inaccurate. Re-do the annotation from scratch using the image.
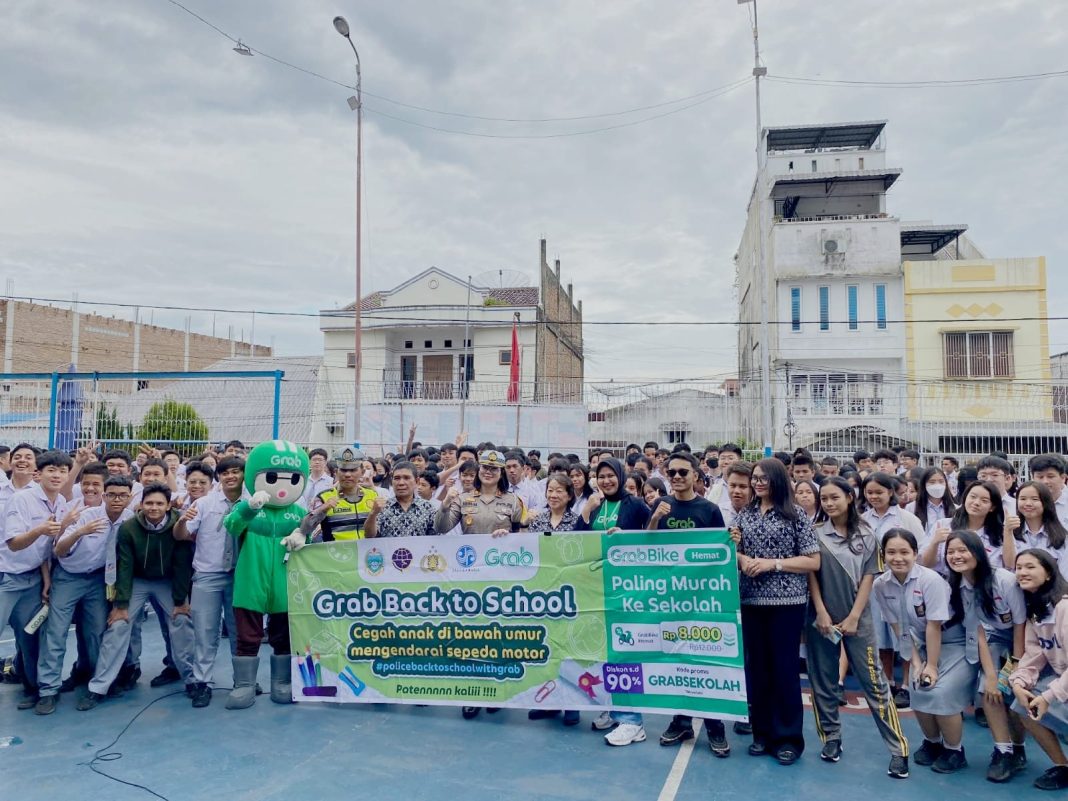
[286,529,747,719]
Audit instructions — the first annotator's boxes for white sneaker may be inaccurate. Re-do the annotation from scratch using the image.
[591,711,616,731]
[605,723,646,746]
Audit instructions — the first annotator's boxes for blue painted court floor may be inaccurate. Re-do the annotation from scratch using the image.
[1,623,1063,801]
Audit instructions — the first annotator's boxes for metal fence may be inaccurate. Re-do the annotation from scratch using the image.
[0,370,284,456]
[8,370,1068,470]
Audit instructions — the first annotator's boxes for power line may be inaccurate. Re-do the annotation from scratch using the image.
[768,69,1068,89]
[162,0,750,132]
[8,294,1068,328]
[361,80,752,140]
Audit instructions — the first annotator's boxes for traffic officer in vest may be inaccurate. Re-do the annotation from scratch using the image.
[300,447,378,541]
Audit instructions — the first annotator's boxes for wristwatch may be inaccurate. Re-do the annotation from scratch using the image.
[774,558,783,572]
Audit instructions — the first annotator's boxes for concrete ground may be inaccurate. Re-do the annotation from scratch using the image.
[0,623,1060,801]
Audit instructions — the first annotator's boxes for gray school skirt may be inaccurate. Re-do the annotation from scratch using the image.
[1010,669,1068,737]
[974,629,1014,704]
[912,640,978,716]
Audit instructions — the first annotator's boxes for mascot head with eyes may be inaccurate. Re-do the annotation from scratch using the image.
[243,440,309,507]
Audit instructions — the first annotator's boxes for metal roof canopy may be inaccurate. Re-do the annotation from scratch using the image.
[900,223,968,254]
[766,121,887,153]
[772,168,902,193]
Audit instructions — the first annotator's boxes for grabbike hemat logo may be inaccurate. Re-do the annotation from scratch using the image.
[357,535,540,583]
[605,544,732,567]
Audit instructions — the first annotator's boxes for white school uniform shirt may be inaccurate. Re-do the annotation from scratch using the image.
[509,480,546,515]
[0,483,70,574]
[1054,491,1068,530]
[302,473,335,506]
[862,506,926,548]
[960,567,1026,664]
[1002,494,1017,523]
[187,487,250,574]
[974,528,1013,570]
[873,563,954,652]
[0,471,14,508]
[58,505,133,574]
[1022,523,1068,580]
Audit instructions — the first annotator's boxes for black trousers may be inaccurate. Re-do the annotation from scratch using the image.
[741,603,806,754]
[234,608,290,657]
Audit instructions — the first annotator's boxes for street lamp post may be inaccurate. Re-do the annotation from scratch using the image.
[738,0,772,456]
[334,15,363,448]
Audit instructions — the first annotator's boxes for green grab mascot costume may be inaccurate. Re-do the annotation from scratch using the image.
[223,440,309,710]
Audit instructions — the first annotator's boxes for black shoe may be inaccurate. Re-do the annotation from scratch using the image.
[888,755,909,779]
[16,694,38,711]
[185,682,197,698]
[892,686,910,709]
[776,747,800,766]
[987,749,1013,783]
[76,691,105,711]
[461,706,481,719]
[59,673,88,693]
[191,684,212,709]
[1011,745,1027,774]
[562,711,580,726]
[33,695,58,715]
[932,747,967,774]
[820,740,842,763]
[150,665,181,687]
[913,739,944,767]
[486,707,501,714]
[1035,766,1068,791]
[733,720,753,736]
[659,716,695,746]
[112,664,140,695]
[707,721,730,758]
[748,741,768,757]
[975,707,989,728]
[527,709,561,720]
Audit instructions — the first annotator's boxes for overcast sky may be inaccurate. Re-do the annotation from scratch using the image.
[2,0,1066,382]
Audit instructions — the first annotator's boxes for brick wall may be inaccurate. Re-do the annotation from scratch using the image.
[534,240,584,402]
[0,301,263,374]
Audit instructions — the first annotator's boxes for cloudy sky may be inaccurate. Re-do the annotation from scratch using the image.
[2,0,1066,382]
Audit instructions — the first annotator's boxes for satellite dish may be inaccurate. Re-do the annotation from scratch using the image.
[474,269,532,288]
[823,240,838,254]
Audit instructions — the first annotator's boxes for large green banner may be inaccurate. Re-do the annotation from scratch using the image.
[286,529,747,719]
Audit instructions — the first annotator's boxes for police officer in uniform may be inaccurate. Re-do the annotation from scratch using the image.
[300,447,378,541]
[435,450,526,536]
[434,450,526,720]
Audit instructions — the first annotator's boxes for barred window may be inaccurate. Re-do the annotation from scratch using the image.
[944,331,1014,379]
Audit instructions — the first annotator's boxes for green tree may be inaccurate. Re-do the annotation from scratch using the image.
[136,399,208,456]
[91,402,134,445]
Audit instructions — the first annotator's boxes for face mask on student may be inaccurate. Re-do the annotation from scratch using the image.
[926,483,946,500]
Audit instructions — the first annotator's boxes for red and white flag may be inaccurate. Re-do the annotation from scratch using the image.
[507,315,520,403]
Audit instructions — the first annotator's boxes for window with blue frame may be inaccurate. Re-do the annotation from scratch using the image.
[875,284,887,330]
[847,285,859,330]
[818,286,830,331]
[790,287,801,332]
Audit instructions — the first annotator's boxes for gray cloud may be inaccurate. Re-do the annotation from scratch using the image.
[1,0,1065,382]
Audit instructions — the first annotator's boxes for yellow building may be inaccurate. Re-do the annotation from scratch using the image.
[904,257,1051,422]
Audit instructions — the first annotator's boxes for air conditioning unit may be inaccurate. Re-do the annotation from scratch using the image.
[821,231,848,255]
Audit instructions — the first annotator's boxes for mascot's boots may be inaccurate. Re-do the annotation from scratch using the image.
[270,654,294,704]
[226,656,259,710]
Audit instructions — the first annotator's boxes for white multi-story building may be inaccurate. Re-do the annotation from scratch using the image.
[319,240,586,453]
[735,121,967,450]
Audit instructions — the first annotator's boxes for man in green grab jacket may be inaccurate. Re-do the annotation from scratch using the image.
[223,440,309,710]
[78,483,195,711]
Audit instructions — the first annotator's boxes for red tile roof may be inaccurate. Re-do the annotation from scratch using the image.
[486,287,538,306]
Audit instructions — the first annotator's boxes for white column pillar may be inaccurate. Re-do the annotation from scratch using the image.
[3,301,15,373]
[70,293,80,368]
